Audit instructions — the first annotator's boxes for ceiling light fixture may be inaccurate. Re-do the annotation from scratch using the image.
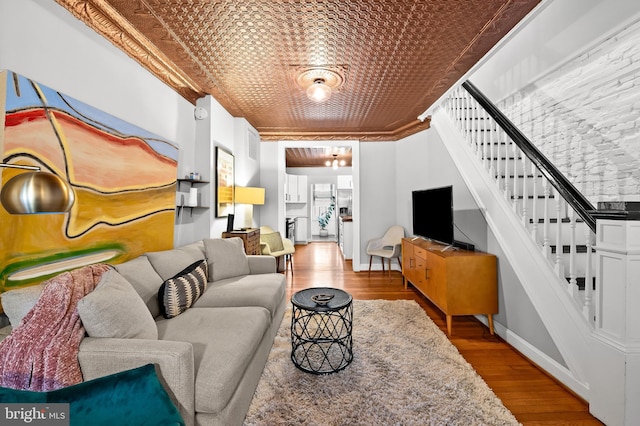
[307,78,332,103]
[295,67,345,103]
[325,154,345,170]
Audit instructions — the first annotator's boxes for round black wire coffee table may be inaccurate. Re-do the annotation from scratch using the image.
[290,287,353,374]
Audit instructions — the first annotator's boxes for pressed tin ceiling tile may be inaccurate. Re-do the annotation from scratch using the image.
[56,0,540,144]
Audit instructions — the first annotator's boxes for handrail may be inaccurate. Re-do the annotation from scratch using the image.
[461,80,596,232]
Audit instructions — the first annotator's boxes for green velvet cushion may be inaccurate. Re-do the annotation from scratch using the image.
[0,364,184,425]
[261,231,285,253]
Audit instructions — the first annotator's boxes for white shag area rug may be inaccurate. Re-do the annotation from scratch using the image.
[244,299,520,426]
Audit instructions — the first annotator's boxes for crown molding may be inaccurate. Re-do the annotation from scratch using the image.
[55,0,205,104]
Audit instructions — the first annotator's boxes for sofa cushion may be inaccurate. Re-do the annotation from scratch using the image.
[203,238,250,282]
[261,231,285,252]
[0,364,184,425]
[145,244,205,281]
[192,274,285,319]
[155,306,270,414]
[77,269,158,339]
[0,284,44,328]
[158,259,208,319]
[113,256,164,318]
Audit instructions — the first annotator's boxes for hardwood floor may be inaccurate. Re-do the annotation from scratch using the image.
[284,242,603,425]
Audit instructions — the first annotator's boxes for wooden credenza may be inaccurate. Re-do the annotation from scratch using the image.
[402,237,497,336]
[222,229,261,255]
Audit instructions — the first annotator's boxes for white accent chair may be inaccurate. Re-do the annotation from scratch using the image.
[366,225,404,278]
[259,226,295,274]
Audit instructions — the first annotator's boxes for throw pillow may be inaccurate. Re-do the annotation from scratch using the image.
[262,231,285,253]
[0,284,44,328]
[77,269,158,339]
[158,259,208,319]
[146,244,205,281]
[203,238,250,282]
[0,364,184,426]
[113,255,164,318]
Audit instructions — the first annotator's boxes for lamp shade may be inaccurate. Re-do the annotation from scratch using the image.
[1,172,75,214]
[234,187,265,205]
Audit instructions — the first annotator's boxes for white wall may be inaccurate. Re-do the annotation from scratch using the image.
[259,142,280,233]
[395,129,484,248]
[471,0,640,102]
[358,142,397,268]
[0,0,194,153]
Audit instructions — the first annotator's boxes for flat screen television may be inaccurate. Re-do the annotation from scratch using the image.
[412,185,454,245]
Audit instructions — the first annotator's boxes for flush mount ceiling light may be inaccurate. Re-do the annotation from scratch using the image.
[325,154,346,169]
[295,68,345,103]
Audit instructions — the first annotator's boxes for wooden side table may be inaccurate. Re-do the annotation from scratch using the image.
[222,229,261,255]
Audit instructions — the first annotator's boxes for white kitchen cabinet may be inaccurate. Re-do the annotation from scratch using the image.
[296,175,307,202]
[285,174,307,203]
[337,175,352,189]
[295,217,308,244]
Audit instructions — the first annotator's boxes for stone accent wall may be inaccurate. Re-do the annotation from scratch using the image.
[497,18,640,203]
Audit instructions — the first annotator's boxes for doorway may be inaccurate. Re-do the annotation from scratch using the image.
[311,183,336,241]
[277,141,361,272]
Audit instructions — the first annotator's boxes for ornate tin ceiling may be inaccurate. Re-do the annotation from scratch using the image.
[286,147,352,168]
[56,0,540,142]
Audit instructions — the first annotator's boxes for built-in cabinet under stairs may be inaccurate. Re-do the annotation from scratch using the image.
[432,82,596,395]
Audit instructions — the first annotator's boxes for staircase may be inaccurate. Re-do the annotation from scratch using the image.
[431,81,597,396]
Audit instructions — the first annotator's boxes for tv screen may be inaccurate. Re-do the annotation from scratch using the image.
[412,186,453,245]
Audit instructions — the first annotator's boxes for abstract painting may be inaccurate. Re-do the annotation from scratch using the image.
[0,70,178,293]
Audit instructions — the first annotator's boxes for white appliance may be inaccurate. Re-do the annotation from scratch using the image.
[294,217,308,244]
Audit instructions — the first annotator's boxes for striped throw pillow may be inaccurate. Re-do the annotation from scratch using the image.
[158,259,208,319]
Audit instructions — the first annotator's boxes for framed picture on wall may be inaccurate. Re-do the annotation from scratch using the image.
[215,146,234,217]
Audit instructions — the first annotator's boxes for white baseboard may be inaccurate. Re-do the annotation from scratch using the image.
[358,263,402,273]
[475,315,590,400]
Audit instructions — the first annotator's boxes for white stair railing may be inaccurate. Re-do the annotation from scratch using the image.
[443,85,597,325]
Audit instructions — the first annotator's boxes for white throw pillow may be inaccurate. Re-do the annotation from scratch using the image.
[78,269,158,339]
[1,284,44,328]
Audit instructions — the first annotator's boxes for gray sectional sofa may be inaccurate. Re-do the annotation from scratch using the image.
[0,237,287,426]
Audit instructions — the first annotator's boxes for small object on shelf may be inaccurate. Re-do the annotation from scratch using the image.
[186,188,198,207]
[311,294,334,306]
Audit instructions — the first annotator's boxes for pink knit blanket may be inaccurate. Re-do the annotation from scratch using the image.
[0,263,111,391]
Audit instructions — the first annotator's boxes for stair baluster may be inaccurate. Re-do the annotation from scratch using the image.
[442,83,598,324]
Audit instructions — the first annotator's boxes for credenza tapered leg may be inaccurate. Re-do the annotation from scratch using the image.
[487,314,494,335]
[446,315,452,336]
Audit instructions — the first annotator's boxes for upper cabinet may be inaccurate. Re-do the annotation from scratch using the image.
[337,175,353,189]
[285,174,307,203]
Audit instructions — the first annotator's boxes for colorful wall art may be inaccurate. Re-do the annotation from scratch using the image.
[0,70,178,294]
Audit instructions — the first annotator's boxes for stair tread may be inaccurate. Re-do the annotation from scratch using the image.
[549,245,595,254]
[528,217,585,224]
[566,276,596,291]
